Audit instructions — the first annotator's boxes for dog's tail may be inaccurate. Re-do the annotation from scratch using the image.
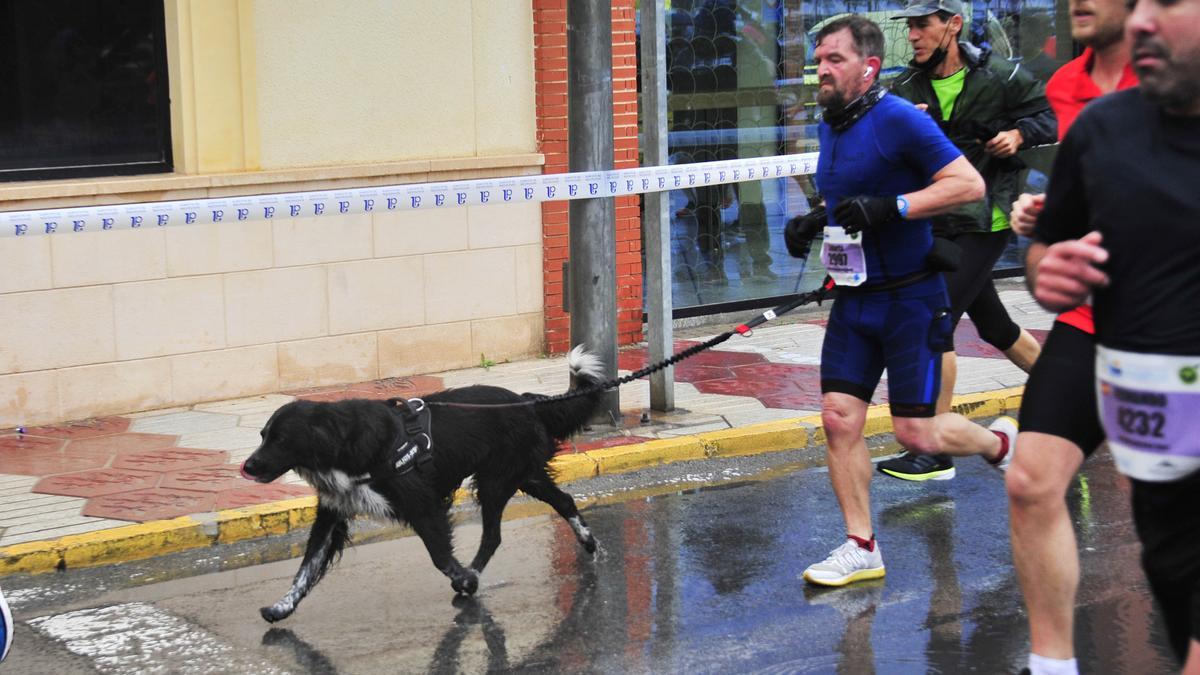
[527,345,607,440]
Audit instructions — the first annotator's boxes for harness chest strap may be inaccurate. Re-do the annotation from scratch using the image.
[355,397,434,485]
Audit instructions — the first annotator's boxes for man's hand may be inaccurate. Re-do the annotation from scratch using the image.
[985,129,1023,158]
[1011,193,1045,237]
[1033,231,1110,312]
[784,205,826,258]
[833,195,899,234]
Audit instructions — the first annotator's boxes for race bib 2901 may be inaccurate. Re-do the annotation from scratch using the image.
[821,226,866,287]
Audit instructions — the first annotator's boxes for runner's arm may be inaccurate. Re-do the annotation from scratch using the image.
[900,155,984,220]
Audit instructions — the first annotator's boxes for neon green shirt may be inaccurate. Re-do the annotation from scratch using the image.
[930,68,1009,231]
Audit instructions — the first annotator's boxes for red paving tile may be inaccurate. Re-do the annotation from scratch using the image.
[35,469,160,498]
[159,464,249,492]
[82,488,217,522]
[729,362,818,380]
[0,434,66,453]
[672,364,738,383]
[214,484,314,511]
[618,342,766,372]
[349,375,445,398]
[953,320,1049,359]
[290,375,446,402]
[693,378,803,397]
[758,393,826,410]
[17,417,131,439]
[289,388,361,403]
[672,349,765,368]
[65,433,179,456]
[112,448,229,473]
[0,452,111,476]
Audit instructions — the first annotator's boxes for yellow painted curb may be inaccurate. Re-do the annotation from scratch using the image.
[61,517,210,570]
[0,540,61,576]
[216,498,315,545]
[585,436,707,474]
[702,420,808,458]
[550,452,599,483]
[862,405,897,438]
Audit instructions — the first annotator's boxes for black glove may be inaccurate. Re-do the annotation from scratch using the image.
[783,205,826,258]
[833,195,900,235]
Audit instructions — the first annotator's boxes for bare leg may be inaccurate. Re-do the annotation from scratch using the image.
[261,506,350,622]
[936,351,957,415]
[822,392,872,538]
[1004,328,1041,373]
[893,413,1002,460]
[1006,432,1086,660]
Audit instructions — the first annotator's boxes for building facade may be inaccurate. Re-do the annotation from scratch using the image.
[0,0,1067,427]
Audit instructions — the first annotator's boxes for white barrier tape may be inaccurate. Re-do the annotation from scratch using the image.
[0,152,818,238]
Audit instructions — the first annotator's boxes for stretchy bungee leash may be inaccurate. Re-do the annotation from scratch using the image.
[428,279,837,411]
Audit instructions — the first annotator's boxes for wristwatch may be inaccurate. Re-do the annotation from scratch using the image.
[896,195,910,219]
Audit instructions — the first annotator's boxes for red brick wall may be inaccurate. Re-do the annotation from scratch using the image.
[534,0,643,355]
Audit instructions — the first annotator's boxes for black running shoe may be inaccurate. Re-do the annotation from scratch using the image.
[877,452,955,481]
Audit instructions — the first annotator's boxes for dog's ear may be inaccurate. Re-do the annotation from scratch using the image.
[307,408,347,467]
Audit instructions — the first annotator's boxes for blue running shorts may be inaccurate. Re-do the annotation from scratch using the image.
[820,284,952,417]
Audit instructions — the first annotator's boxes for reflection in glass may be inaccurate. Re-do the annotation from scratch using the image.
[642,0,1070,313]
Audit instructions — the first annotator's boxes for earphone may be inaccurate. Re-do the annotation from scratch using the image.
[864,66,874,78]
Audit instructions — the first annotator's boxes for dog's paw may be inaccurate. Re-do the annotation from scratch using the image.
[451,569,479,595]
[260,604,292,623]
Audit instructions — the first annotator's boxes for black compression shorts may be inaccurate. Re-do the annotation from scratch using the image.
[1018,321,1104,455]
[1132,471,1200,663]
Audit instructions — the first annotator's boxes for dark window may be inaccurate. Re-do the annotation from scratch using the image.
[0,1,172,182]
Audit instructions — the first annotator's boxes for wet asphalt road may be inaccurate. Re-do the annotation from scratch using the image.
[0,444,1179,674]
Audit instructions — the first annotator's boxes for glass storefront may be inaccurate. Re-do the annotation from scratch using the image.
[642,0,1071,315]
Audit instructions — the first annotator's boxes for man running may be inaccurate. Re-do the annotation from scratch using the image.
[783,15,1018,588]
[1031,0,1200,666]
[1004,0,1138,672]
[880,0,1056,481]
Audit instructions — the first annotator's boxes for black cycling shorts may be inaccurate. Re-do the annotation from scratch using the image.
[1132,472,1200,663]
[1018,321,1104,456]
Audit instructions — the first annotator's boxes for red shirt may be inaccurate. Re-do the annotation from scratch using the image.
[1042,48,1138,333]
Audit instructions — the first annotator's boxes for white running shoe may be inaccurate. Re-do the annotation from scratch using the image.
[988,416,1019,472]
[803,538,886,587]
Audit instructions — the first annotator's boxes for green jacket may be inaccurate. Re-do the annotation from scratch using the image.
[890,42,1057,234]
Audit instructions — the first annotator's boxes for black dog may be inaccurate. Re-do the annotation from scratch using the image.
[241,347,606,622]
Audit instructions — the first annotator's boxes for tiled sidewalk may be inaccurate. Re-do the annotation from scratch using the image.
[0,287,1053,549]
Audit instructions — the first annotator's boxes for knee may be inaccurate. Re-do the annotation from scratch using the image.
[1005,456,1064,508]
[822,406,861,448]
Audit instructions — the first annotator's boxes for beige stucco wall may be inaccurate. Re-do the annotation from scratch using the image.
[253,2,537,166]
[0,0,544,428]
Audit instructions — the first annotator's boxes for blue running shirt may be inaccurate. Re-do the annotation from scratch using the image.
[815,95,963,284]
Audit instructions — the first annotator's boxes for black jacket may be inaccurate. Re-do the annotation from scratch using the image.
[891,42,1057,234]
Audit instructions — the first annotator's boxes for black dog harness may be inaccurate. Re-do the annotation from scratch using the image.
[355,398,433,484]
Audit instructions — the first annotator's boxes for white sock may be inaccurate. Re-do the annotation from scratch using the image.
[1029,653,1079,675]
